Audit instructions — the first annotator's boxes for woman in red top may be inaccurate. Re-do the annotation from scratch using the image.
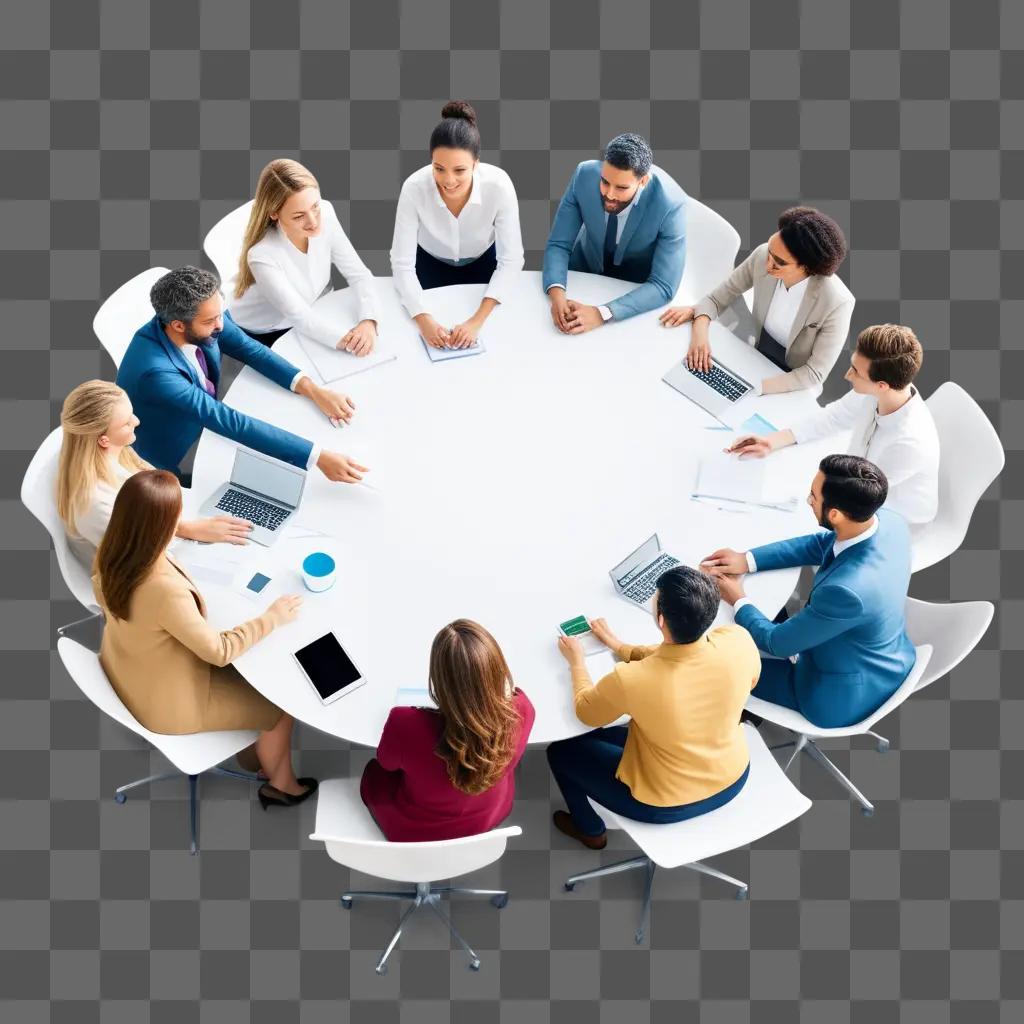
[360,619,535,842]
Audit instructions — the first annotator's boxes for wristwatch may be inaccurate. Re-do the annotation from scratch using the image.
[598,305,613,322]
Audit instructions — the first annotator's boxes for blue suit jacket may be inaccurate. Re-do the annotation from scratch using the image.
[542,161,687,321]
[117,312,314,473]
[735,509,915,728]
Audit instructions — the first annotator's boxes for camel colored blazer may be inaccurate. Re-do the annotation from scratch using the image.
[93,556,276,735]
[693,242,855,394]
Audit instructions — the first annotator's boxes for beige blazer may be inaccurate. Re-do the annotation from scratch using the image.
[93,555,277,735]
[693,241,855,394]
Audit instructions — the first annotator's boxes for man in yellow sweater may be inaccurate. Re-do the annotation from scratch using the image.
[548,566,760,849]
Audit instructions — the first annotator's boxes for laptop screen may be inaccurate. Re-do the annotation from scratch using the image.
[231,449,305,509]
[611,534,661,589]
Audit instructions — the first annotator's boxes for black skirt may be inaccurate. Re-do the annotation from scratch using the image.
[415,244,498,290]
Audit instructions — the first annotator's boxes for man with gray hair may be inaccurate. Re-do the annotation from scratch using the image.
[117,266,368,485]
[543,133,688,333]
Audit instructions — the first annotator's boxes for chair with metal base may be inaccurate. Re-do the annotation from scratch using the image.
[746,643,933,817]
[310,777,521,975]
[58,637,263,854]
[562,724,812,945]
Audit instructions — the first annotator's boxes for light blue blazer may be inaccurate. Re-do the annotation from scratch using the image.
[542,161,687,321]
[117,312,313,473]
[735,509,915,728]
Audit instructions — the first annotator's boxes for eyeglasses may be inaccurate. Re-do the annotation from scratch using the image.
[767,247,791,268]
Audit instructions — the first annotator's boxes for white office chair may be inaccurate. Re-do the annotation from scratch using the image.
[904,598,994,690]
[310,777,521,975]
[202,200,254,292]
[20,428,102,635]
[674,198,741,306]
[92,266,169,367]
[57,637,262,855]
[912,382,1004,572]
[563,725,811,945]
[747,644,933,816]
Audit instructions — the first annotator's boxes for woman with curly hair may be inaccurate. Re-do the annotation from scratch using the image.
[360,619,535,841]
[661,206,854,394]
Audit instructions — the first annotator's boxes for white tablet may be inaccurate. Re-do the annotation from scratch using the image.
[292,632,367,705]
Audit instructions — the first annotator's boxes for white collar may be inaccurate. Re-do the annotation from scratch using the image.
[874,387,919,430]
[776,274,810,297]
[431,169,480,209]
[833,516,878,557]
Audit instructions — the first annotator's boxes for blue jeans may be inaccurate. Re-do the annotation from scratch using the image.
[546,726,750,837]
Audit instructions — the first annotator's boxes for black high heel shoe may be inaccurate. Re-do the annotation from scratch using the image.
[258,777,318,810]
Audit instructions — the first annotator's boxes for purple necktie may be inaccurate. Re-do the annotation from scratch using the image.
[193,346,216,397]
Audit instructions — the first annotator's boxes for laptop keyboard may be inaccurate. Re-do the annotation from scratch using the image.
[623,554,682,604]
[215,488,290,531]
[687,362,751,402]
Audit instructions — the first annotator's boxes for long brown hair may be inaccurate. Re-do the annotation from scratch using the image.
[429,619,521,796]
[95,470,182,620]
[58,380,148,537]
[235,158,320,298]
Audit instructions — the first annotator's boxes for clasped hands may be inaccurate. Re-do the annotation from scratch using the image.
[417,313,482,349]
[699,548,748,606]
[549,290,605,335]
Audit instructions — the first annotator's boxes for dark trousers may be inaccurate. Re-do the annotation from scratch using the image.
[546,726,750,837]
[415,244,497,290]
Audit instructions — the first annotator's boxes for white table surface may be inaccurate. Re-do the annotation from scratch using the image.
[187,271,831,747]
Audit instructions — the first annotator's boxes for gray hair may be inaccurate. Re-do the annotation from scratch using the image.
[150,266,221,325]
[603,133,653,178]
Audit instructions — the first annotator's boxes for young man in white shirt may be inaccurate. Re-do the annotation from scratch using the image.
[724,324,940,525]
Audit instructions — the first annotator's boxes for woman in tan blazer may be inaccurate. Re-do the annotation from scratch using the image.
[660,206,854,395]
[93,469,316,809]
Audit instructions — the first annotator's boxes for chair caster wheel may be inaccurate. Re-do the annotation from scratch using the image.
[564,882,575,892]
[876,739,890,753]
[114,792,127,804]
[491,893,508,908]
[735,888,749,901]
[469,959,481,971]
[375,964,388,976]
[340,897,353,909]
[634,930,645,945]
[861,806,874,818]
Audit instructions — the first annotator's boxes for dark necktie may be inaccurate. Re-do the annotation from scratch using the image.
[193,346,216,398]
[603,212,618,274]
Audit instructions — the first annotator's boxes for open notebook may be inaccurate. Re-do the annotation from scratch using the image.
[694,451,798,510]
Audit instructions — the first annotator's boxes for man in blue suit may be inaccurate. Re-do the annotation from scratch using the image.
[543,133,687,333]
[701,455,915,729]
[117,266,369,485]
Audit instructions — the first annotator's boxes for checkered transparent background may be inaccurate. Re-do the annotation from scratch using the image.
[0,1,1020,1020]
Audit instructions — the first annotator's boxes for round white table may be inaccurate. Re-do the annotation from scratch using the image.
[186,271,828,747]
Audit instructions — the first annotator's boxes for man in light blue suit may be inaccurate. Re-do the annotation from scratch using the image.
[117,266,369,485]
[701,455,915,729]
[543,133,687,333]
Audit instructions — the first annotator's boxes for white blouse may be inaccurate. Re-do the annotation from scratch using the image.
[68,461,135,567]
[762,276,810,349]
[389,162,525,318]
[228,200,378,349]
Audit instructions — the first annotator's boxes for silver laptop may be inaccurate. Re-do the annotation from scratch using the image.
[609,534,682,613]
[662,356,756,427]
[199,448,306,547]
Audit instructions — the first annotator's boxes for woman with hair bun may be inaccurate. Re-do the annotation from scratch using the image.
[360,619,535,841]
[389,101,525,349]
[661,206,854,394]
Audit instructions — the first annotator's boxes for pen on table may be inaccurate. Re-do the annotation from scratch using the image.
[357,478,380,492]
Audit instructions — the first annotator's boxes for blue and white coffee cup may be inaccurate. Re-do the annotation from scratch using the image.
[301,552,336,592]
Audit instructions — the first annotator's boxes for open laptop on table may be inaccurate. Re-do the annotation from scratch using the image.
[609,534,683,613]
[199,447,306,547]
[662,355,758,428]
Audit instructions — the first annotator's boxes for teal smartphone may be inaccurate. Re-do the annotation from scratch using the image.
[558,615,593,638]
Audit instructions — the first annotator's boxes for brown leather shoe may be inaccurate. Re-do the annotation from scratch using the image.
[553,810,607,850]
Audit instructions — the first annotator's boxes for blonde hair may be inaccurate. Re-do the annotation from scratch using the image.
[58,380,148,538]
[235,159,320,298]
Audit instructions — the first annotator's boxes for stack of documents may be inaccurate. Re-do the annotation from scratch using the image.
[298,334,397,383]
[693,451,798,512]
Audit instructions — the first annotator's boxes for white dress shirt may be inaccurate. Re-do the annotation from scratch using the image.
[762,276,810,348]
[390,162,525,318]
[736,517,879,614]
[228,199,377,349]
[790,387,940,525]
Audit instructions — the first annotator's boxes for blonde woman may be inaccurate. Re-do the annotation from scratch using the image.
[229,159,378,353]
[58,380,253,565]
